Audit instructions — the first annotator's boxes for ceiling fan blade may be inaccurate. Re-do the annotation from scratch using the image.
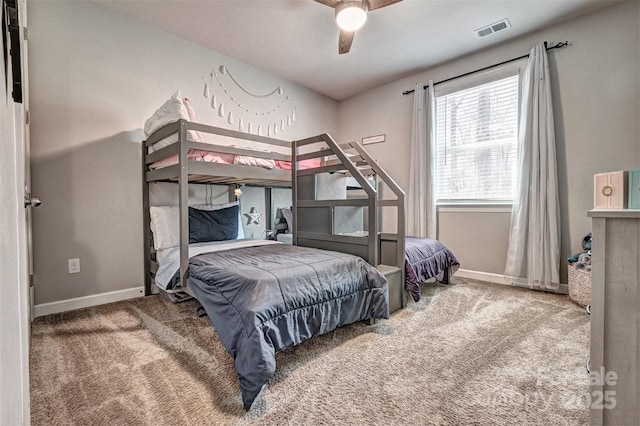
[338,30,355,54]
[313,0,342,8]
[368,0,402,11]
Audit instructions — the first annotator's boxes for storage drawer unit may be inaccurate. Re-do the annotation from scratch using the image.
[594,171,627,209]
[588,209,640,425]
[629,168,640,209]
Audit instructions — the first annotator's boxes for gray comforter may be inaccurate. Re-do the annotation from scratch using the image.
[187,243,389,410]
[405,236,459,302]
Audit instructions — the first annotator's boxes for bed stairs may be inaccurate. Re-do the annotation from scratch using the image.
[292,134,406,312]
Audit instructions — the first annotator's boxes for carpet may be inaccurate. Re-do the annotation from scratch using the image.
[30,278,590,425]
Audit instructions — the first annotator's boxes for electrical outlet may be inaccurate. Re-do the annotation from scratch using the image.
[68,258,80,274]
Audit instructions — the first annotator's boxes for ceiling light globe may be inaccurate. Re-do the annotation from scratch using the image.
[335,2,368,32]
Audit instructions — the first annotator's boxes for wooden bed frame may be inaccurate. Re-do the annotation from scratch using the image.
[142,119,407,311]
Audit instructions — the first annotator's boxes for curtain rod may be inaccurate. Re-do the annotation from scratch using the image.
[401,41,569,96]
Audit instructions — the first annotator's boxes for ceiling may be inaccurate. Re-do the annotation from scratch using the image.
[96,0,613,101]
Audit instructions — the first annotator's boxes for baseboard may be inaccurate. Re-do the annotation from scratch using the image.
[455,269,513,285]
[455,269,568,294]
[33,287,144,318]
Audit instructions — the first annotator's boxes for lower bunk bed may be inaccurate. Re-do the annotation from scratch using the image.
[153,236,389,410]
[276,230,460,304]
[404,236,460,302]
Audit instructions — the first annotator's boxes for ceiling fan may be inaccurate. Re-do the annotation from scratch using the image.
[313,0,403,54]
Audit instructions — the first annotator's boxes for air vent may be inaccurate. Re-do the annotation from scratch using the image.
[475,18,511,38]
[478,27,494,38]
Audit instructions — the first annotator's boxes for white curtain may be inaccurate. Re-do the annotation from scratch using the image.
[505,44,561,290]
[407,81,437,238]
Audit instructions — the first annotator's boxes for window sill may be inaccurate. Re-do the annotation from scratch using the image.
[437,204,512,213]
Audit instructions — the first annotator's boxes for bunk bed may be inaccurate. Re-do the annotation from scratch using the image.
[142,119,404,410]
[142,116,458,409]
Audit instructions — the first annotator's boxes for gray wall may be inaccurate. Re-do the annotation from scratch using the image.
[338,1,640,281]
[28,1,337,304]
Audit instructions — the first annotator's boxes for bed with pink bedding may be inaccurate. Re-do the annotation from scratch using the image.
[143,122,324,189]
[149,148,321,171]
[144,93,322,175]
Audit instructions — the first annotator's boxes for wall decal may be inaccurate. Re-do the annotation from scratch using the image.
[202,65,297,136]
[245,207,262,225]
[219,64,283,98]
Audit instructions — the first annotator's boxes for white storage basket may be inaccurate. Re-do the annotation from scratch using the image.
[568,265,591,308]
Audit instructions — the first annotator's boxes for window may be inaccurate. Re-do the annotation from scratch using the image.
[435,73,519,203]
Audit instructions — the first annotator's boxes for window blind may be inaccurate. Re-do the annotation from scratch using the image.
[435,74,519,202]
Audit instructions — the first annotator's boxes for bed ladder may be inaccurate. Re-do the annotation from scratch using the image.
[291,134,406,311]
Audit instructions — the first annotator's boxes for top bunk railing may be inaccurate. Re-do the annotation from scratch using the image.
[143,120,291,149]
[290,133,405,206]
[143,119,301,187]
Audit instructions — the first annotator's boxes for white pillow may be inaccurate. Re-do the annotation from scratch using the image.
[149,206,180,251]
[144,91,205,152]
[149,202,244,250]
[182,97,208,144]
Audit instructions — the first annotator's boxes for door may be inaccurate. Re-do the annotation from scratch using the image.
[0,0,31,424]
[19,0,35,319]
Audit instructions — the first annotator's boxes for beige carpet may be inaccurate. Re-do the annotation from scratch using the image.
[30,278,590,425]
